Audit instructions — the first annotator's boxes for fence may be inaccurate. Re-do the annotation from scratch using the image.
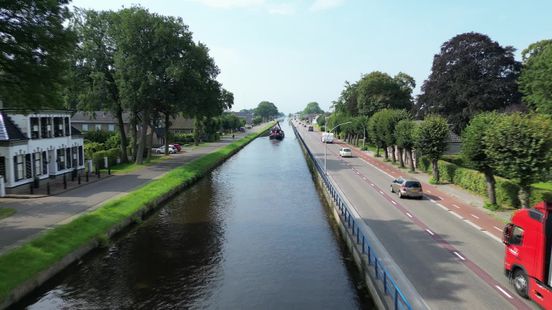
[293,124,413,310]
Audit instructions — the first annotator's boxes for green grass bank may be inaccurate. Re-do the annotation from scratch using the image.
[0,124,272,308]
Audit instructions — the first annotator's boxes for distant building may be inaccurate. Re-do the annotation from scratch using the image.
[233,110,254,124]
[71,111,130,133]
[0,110,84,193]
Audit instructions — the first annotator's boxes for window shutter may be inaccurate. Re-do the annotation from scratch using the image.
[25,154,32,178]
[42,151,47,175]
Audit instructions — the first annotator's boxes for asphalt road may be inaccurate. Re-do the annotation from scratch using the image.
[294,121,536,310]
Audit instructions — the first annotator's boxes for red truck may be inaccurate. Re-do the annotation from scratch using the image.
[504,201,552,308]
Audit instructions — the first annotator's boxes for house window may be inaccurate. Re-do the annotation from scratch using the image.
[57,149,65,170]
[82,124,89,131]
[42,151,48,175]
[30,117,40,139]
[64,117,70,136]
[54,117,64,137]
[41,117,52,138]
[14,155,24,181]
[78,146,83,166]
[0,157,5,179]
[66,148,72,169]
[108,124,115,132]
[95,124,102,131]
[25,154,32,179]
[33,153,42,176]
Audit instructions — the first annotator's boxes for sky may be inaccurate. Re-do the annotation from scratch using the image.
[70,0,552,114]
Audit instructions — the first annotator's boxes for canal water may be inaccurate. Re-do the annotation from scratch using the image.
[17,121,373,309]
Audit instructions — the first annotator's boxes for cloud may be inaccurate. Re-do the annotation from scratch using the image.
[309,0,345,11]
[268,3,296,15]
[193,0,265,9]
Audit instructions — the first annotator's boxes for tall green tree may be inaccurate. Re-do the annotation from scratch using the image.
[395,119,417,171]
[332,81,359,116]
[356,71,414,117]
[461,112,500,205]
[484,113,552,208]
[302,101,324,115]
[414,115,450,183]
[255,101,279,121]
[417,32,521,133]
[519,40,552,115]
[0,0,76,110]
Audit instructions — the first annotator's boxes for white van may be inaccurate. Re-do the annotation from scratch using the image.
[321,132,334,143]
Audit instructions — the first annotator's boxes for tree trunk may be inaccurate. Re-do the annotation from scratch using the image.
[519,186,531,209]
[391,146,397,163]
[407,148,415,172]
[130,113,138,161]
[383,145,389,160]
[431,159,439,183]
[164,113,170,156]
[135,113,149,164]
[193,117,201,146]
[376,146,380,157]
[483,169,497,206]
[115,107,128,163]
[147,122,154,160]
[398,147,405,168]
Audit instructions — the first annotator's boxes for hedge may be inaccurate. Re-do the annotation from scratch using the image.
[92,148,121,168]
[417,156,552,208]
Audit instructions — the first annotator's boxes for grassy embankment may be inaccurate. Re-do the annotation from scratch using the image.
[0,125,271,305]
[0,209,15,221]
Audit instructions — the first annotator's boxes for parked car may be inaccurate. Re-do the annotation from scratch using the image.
[339,147,352,157]
[172,144,182,152]
[390,178,423,199]
[153,146,176,154]
[308,126,314,132]
[321,132,334,143]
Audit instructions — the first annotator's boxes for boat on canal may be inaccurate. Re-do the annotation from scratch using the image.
[269,122,285,140]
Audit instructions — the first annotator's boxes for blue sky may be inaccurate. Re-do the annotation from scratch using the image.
[71,0,552,114]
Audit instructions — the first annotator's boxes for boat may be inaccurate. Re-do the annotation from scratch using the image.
[269,122,285,140]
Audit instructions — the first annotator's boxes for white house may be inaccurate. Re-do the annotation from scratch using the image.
[0,110,84,193]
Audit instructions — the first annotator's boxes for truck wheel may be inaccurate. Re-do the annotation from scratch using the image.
[513,269,529,298]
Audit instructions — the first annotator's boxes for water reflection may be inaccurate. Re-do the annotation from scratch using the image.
[19,121,372,309]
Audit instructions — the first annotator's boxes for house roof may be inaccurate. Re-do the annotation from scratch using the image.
[0,112,28,141]
[72,111,130,124]
[170,116,194,129]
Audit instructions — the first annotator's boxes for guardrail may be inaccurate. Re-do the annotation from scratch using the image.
[293,124,413,310]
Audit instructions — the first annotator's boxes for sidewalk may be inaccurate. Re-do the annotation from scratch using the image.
[335,139,511,241]
[0,125,266,254]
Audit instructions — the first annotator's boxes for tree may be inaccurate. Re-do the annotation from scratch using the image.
[255,101,279,121]
[302,101,324,115]
[395,119,417,171]
[484,113,552,208]
[332,81,359,116]
[356,71,414,117]
[0,0,76,110]
[519,40,552,115]
[367,109,408,161]
[414,115,450,183]
[316,114,326,127]
[461,112,500,205]
[417,32,521,133]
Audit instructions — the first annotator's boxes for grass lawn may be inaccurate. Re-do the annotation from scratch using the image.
[0,124,273,305]
[110,155,170,174]
[0,208,15,220]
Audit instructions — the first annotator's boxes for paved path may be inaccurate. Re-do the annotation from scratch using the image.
[0,125,267,254]
[294,121,535,309]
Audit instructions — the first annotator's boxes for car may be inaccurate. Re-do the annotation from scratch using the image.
[308,126,313,131]
[390,177,423,199]
[321,132,334,143]
[339,147,352,157]
[153,146,176,154]
[171,144,182,152]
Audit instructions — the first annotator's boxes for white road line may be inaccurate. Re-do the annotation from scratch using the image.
[465,220,482,231]
[429,199,436,203]
[370,183,375,187]
[362,177,367,180]
[453,251,466,261]
[483,231,503,244]
[425,229,435,236]
[435,203,448,211]
[358,157,395,179]
[438,196,444,200]
[379,190,384,194]
[471,214,480,219]
[452,204,460,209]
[494,226,503,232]
[426,190,432,193]
[495,285,513,299]
[406,212,413,218]
[391,201,397,205]
[450,211,464,220]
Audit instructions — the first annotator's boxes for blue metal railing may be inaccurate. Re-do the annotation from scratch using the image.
[293,124,413,310]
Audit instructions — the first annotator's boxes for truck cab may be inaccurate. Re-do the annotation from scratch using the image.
[504,201,552,308]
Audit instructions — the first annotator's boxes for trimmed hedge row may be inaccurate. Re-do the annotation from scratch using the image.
[418,156,552,208]
[92,148,121,168]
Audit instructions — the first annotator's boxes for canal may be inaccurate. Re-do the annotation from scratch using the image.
[17,121,373,309]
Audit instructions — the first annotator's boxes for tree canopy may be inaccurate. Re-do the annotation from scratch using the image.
[414,115,450,183]
[255,101,279,120]
[356,71,414,117]
[0,0,76,110]
[302,101,324,115]
[417,32,521,133]
[519,39,552,115]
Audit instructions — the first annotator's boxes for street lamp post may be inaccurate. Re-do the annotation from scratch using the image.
[324,121,352,174]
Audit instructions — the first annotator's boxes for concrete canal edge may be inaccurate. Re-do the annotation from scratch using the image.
[293,122,428,310]
[0,124,273,309]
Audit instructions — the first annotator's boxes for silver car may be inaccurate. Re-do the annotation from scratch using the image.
[390,178,423,199]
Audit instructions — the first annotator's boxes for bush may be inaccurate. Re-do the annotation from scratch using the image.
[92,148,121,168]
[84,130,116,144]
[174,133,194,144]
[319,125,325,132]
[84,142,105,160]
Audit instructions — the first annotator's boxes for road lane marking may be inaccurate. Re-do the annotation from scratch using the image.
[494,226,503,232]
[391,201,397,205]
[452,204,460,209]
[453,251,466,261]
[426,190,432,193]
[379,190,384,194]
[358,157,394,179]
[465,220,482,231]
[406,212,413,218]
[425,229,435,236]
[484,231,503,244]
[438,196,444,200]
[450,211,464,220]
[471,214,480,219]
[435,203,449,211]
[370,183,375,187]
[495,285,513,299]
